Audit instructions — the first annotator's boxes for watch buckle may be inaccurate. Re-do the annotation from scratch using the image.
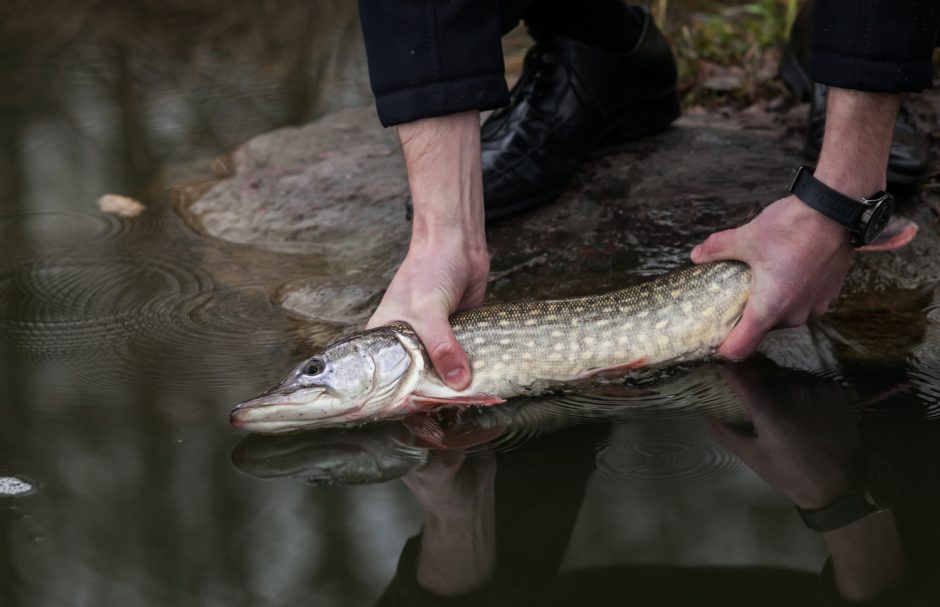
[788,166,808,194]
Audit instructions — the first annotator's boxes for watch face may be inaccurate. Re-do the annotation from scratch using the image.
[861,193,894,245]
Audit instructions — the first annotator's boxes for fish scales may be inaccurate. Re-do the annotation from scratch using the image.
[432,261,750,398]
[231,261,751,433]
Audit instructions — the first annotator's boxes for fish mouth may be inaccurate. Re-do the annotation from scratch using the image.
[229,388,363,434]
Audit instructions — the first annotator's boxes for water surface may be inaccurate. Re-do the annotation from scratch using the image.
[1,3,939,607]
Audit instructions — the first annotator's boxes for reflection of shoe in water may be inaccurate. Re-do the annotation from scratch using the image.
[481,9,679,221]
[778,0,928,185]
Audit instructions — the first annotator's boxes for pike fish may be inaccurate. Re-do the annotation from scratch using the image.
[231,261,750,434]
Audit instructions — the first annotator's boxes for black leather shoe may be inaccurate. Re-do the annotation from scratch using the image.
[481,11,679,221]
[779,1,928,185]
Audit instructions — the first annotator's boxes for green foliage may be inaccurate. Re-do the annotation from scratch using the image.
[651,0,798,106]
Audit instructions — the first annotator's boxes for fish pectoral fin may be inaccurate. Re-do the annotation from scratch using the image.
[404,414,505,450]
[857,218,918,252]
[576,358,648,380]
[402,414,445,446]
[407,394,507,408]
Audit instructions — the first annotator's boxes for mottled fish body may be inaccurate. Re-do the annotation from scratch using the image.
[231,262,750,434]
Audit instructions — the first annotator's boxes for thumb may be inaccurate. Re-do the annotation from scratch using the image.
[411,315,472,392]
[691,228,743,264]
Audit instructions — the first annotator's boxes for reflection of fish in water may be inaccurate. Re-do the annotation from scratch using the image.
[231,364,751,486]
[231,262,751,434]
[231,424,429,486]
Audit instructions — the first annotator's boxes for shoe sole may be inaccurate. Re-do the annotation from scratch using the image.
[485,91,681,222]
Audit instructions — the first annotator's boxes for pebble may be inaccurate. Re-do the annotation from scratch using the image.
[0,476,34,496]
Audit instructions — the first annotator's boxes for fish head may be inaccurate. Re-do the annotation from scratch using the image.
[230,326,425,434]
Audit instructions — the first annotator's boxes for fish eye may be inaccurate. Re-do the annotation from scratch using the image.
[304,359,325,376]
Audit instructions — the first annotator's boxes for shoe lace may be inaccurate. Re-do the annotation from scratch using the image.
[487,44,564,127]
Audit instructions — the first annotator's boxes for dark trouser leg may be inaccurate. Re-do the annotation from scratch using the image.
[499,0,646,51]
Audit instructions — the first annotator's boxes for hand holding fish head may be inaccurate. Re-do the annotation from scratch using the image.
[230,326,424,434]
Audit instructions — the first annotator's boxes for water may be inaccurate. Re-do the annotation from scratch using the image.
[2,3,940,606]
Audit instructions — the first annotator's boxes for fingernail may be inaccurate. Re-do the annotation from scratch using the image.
[690,245,701,261]
[445,367,465,383]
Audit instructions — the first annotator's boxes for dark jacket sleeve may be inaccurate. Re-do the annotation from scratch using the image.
[357,0,510,127]
[811,0,940,93]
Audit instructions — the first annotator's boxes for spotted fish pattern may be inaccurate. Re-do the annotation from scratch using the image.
[409,261,751,400]
[231,261,752,433]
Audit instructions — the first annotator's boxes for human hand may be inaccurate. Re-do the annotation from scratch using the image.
[367,110,488,391]
[367,237,488,390]
[692,88,902,359]
[402,449,497,597]
[709,363,860,510]
[402,448,497,518]
[691,195,853,359]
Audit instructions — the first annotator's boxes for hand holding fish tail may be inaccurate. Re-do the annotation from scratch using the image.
[693,88,903,359]
[691,195,853,360]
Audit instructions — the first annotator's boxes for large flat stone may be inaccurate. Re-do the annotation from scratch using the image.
[178,104,940,343]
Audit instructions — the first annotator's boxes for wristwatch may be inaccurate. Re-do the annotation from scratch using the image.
[796,457,897,532]
[788,166,894,248]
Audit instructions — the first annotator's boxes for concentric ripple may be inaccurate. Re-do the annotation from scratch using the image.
[0,211,140,257]
[0,256,208,356]
[596,431,744,483]
[0,254,301,394]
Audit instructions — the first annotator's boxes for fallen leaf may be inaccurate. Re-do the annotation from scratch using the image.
[97,194,145,218]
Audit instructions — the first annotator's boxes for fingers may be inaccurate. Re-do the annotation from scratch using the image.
[410,316,472,391]
[718,364,778,427]
[691,228,743,264]
[366,293,472,391]
[718,304,772,360]
[707,418,756,458]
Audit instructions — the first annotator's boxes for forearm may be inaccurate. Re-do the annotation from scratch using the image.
[822,512,906,602]
[416,507,497,597]
[814,88,902,198]
[399,111,487,259]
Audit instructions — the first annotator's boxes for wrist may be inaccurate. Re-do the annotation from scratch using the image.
[400,111,486,256]
[410,226,488,259]
[812,163,885,201]
[781,195,853,249]
[814,88,900,198]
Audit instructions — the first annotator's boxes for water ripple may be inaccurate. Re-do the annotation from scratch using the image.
[0,254,299,394]
[595,433,743,483]
[0,256,208,355]
[0,210,146,257]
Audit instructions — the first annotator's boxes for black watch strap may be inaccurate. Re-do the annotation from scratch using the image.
[796,493,879,532]
[796,457,896,532]
[788,166,865,229]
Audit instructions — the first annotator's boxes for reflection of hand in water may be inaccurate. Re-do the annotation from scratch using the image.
[712,364,907,603]
[403,449,497,598]
[709,365,859,510]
